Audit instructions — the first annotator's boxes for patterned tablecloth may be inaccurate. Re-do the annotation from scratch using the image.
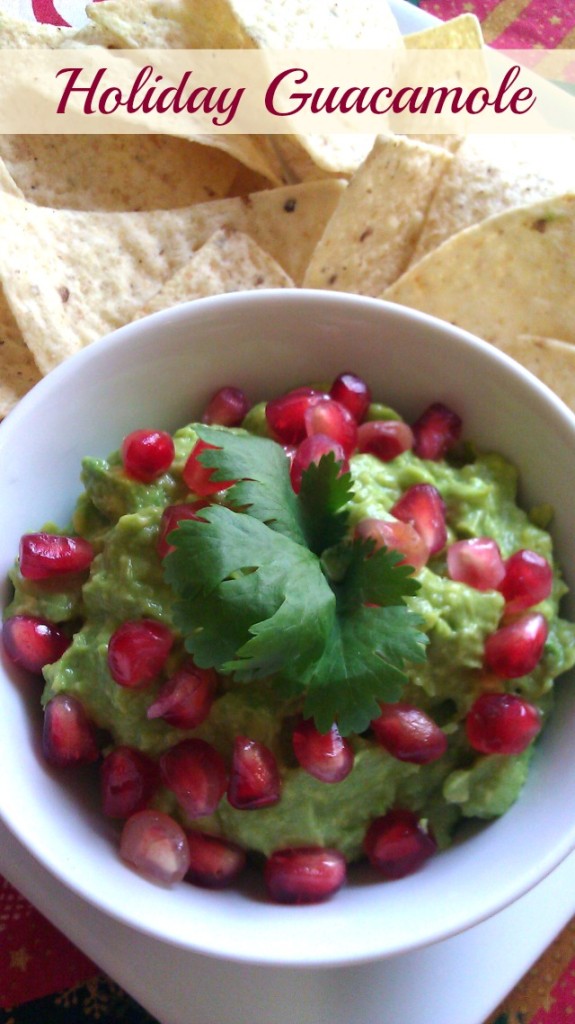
[0,1,574,1022]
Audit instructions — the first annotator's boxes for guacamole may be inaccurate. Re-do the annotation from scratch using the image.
[4,376,575,899]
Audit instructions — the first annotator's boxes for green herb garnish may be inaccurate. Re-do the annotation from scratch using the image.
[163,426,428,735]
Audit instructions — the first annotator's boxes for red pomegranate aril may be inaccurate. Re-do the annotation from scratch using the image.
[447,537,506,591]
[355,517,429,571]
[186,831,246,889]
[290,434,348,493]
[292,718,354,783]
[157,501,210,558]
[120,809,190,885]
[412,402,462,460]
[330,371,371,422]
[42,693,99,767]
[265,389,327,445]
[371,703,447,764]
[357,420,414,462]
[304,398,358,457]
[484,612,548,679]
[391,483,447,555]
[182,439,235,497]
[466,692,542,755]
[227,736,281,810]
[264,846,347,905]
[2,615,70,674]
[101,745,158,818]
[499,549,554,614]
[19,533,94,580]
[147,660,217,729]
[160,738,227,819]
[121,429,175,483]
[107,619,173,688]
[364,809,437,879]
[201,385,250,427]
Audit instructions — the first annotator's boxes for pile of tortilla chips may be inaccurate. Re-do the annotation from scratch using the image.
[1,2,574,419]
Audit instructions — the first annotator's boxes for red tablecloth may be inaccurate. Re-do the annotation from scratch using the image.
[1,2,574,1022]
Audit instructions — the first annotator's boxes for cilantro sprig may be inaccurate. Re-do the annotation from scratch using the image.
[163,425,428,735]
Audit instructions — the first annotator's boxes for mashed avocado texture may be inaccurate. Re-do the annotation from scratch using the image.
[5,401,575,865]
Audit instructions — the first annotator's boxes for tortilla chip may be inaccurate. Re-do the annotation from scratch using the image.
[0,10,77,48]
[86,1,281,184]
[136,228,293,317]
[87,0,402,49]
[404,13,484,51]
[0,136,240,211]
[384,194,575,348]
[226,163,272,198]
[87,0,403,181]
[0,156,22,198]
[87,0,248,49]
[272,135,378,183]
[409,134,575,266]
[303,135,452,294]
[0,179,344,374]
[242,0,403,179]
[498,335,575,413]
[0,291,41,418]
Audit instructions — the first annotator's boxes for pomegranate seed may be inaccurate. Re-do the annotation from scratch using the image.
[156,501,210,558]
[466,692,542,755]
[265,389,327,445]
[147,660,217,729]
[357,420,414,462]
[101,745,158,818]
[447,538,506,591]
[19,533,94,580]
[329,371,371,422]
[120,809,190,885]
[371,703,447,764]
[227,736,281,809]
[185,831,246,889]
[160,738,227,819]
[121,429,175,483]
[304,398,358,458]
[264,846,347,905]
[484,612,548,679]
[292,718,354,783]
[499,549,554,614]
[391,484,447,556]
[201,386,250,427]
[42,693,99,767]
[182,439,235,497]
[2,615,70,673]
[412,402,462,460]
[364,809,437,879]
[107,619,173,688]
[355,518,429,571]
[290,434,348,493]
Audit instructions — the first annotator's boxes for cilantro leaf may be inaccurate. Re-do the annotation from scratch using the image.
[164,505,333,680]
[165,427,429,736]
[297,453,353,554]
[332,537,423,614]
[295,605,428,735]
[194,426,304,545]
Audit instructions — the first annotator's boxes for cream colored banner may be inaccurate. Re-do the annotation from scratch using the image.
[0,48,573,134]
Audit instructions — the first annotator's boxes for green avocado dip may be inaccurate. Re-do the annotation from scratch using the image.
[4,373,575,900]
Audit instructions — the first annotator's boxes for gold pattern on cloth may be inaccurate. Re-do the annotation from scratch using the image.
[480,0,534,42]
[557,24,575,47]
[485,919,575,1022]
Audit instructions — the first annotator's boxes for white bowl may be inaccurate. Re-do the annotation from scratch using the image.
[1,289,575,967]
